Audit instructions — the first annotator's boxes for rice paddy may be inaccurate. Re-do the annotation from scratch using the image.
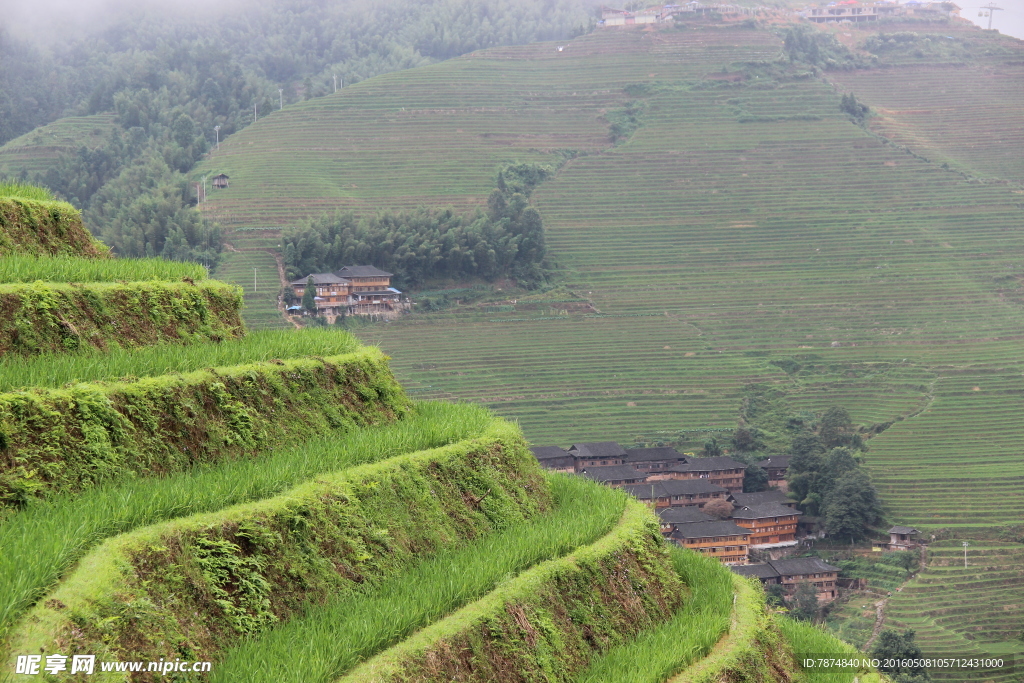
[0,401,492,639]
[0,328,357,391]
[212,473,625,683]
[189,20,1024,666]
[0,253,206,283]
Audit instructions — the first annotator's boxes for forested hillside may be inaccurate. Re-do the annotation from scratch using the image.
[0,0,596,263]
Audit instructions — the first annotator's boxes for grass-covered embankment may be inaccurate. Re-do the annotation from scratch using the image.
[665,575,792,683]
[0,195,108,258]
[0,402,489,642]
[572,545,733,683]
[777,617,885,683]
[4,417,547,677]
[0,346,408,509]
[213,474,626,683]
[0,254,206,283]
[0,328,359,392]
[342,496,685,683]
[0,280,243,357]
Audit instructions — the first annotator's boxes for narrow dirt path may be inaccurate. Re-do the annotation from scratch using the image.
[272,252,301,329]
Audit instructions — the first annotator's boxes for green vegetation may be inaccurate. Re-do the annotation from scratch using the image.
[0,401,489,640]
[214,473,624,683]
[779,616,884,683]
[342,497,684,682]
[0,182,54,201]
[573,546,732,683]
[664,576,788,683]
[881,540,1024,682]
[0,328,358,391]
[4,417,546,668]
[0,279,243,357]
[871,629,930,682]
[0,347,408,509]
[282,163,549,288]
[0,114,117,178]
[0,195,108,258]
[0,253,206,283]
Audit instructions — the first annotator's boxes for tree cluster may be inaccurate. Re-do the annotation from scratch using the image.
[282,165,549,288]
[782,27,866,70]
[840,93,869,122]
[786,407,883,541]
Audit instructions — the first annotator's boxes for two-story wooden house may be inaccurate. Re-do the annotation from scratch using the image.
[623,447,688,472]
[646,456,747,493]
[621,479,730,509]
[670,520,750,565]
[656,506,715,534]
[755,455,791,491]
[731,502,802,548]
[732,558,839,602]
[290,265,405,320]
[567,442,628,467]
[529,446,577,473]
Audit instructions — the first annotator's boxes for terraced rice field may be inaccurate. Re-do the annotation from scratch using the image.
[215,229,292,329]
[0,114,117,176]
[882,541,1024,682]
[193,22,1023,659]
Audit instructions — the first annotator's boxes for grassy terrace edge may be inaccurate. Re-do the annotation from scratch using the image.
[2,419,548,678]
[0,346,409,509]
[0,198,108,259]
[0,280,244,357]
[340,496,685,683]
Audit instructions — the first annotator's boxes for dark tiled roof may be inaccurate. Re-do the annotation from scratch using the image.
[580,466,648,483]
[756,455,792,469]
[290,273,350,286]
[670,521,749,540]
[888,525,919,535]
[530,446,570,460]
[622,479,727,499]
[730,490,793,507]
[537,456,576,470]
[623,447,686,463]
[768,558,839,575]
[731,502,802,519]
[732,563,780,579]
[665,456,747,472]
[657,507,715,524]
[569,442,627,459]
[353,290,401,297]
[336,265,393,278]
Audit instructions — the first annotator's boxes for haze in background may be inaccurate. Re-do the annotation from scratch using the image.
[5,0,251,46]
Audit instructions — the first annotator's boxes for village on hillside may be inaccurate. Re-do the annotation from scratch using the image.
[598,0,961,25]
[533,441,923,606]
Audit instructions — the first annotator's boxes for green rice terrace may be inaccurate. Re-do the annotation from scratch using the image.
[189,17,1024,674]
[0,185,875,681]
[0,115,117,178]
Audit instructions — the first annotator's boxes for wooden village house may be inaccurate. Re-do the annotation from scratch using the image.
[645,456,747,493]
[733,558,840,602]
[670,520,750,566]
[290,265,408,321]
[731,502,802,549]
[212,173,229,189]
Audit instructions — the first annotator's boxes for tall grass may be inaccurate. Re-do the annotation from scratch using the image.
[0,182,54,201]
[0,329,359,392]
[0,401,492,638]
[571,545,734,683]
[211,474,626,683]
[0,254,206,283]
[777,616,880,683]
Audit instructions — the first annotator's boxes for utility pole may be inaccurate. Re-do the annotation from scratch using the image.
[202,175,207,204]
[214,125,220,151]
[333,74,337,92]
[279,89,283,110]
[254,101,257,123]
[340,77,343,89]
[962,541,969,568]
[980,2,1003,29]
[254,267,258,294]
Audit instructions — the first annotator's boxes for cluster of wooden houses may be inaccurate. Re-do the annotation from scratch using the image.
[533,441,922,604]
[598,1,960,26]
[532,442,804,564]
[288,266,410,322]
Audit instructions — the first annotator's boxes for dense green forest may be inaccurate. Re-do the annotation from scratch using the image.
[0,0,596,263]
[283,164,550,287]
